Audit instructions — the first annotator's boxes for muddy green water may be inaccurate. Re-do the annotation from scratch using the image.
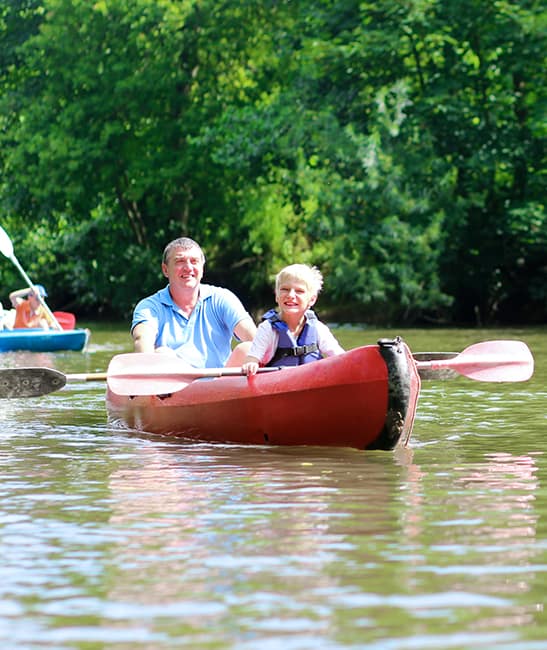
[0,324,545,649]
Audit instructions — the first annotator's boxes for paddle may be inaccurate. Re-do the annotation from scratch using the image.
[0,340,533,399]
[413,352,458,380]
[53,311,77,330]
[106,353,282,395]
[0,224,62,331]
[0,367,106,398]
[107,342,534,395]
[414,340,534,382]
[0,359,280,398]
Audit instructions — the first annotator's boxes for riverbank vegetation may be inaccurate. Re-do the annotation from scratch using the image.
[0,0,544,325]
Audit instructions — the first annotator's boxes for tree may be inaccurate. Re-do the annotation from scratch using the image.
[0,0,544,323]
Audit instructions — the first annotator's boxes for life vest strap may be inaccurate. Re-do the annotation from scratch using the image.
[275,343,319,358]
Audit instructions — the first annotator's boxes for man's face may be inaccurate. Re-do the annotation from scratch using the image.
[162,245,204,290]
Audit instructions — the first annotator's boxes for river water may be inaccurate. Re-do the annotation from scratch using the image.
[0,324,545,649]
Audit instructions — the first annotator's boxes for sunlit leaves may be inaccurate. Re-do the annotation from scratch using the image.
[0,0,544,322]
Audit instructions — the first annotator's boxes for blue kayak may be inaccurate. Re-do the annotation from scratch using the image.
[0,328,90,352]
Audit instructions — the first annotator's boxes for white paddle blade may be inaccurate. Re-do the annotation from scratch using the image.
[0,224,14,258]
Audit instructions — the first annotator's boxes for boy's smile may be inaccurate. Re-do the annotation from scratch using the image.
[276,280,316,317]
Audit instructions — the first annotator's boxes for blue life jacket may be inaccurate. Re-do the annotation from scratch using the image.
[263,308,322,366]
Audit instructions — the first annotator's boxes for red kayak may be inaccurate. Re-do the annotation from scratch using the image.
[106,337,421,450]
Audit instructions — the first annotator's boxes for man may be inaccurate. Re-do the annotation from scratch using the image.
[131,237,257,368]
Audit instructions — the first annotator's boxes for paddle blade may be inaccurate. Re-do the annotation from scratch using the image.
[108,374,193,396]
[0,367,66,398]
[108,352,196,378]
[0,224,14,259]
[107,353,209,395]
[53,311,76,330]
[107,351,195,395]
[416,340,534,382]
[107,352,280,396]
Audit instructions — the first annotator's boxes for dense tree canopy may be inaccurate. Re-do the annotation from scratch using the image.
[0,0,545,324]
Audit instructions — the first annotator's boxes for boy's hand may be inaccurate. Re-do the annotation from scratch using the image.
[242,361,259,376]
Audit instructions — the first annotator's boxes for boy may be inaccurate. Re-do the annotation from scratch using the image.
[242,264,344,375]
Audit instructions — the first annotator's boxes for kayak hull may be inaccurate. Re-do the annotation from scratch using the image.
[106,338,421,450]
[0,328,90,352]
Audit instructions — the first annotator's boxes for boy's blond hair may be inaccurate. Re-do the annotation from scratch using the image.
[275,264,324,295]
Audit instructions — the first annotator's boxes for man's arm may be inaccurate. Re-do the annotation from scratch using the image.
[233,316,257,343]
[132,322,158,353]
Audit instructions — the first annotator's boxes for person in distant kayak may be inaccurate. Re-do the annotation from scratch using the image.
[242,264,344,376]
[131,237,257,368]
[9,285,57,329]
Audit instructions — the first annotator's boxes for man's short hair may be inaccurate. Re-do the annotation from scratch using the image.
[162,237,206,264]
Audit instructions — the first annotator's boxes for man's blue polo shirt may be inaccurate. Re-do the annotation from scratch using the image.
[131,284,252,368]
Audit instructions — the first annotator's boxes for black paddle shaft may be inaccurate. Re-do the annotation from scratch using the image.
[0,367,66,398]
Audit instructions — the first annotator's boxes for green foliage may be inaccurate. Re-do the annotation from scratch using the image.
[0,0,544,324]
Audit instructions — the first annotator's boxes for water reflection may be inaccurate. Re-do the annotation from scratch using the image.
[102,445,417,630]
[0,325,545,648]
[94,438,545,646]
[398,450,544,640]
[0,350,56,370]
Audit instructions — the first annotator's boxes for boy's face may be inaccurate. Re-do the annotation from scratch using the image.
[275,279,316,317]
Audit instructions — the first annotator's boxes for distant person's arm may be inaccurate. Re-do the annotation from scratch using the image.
[9,287,30,307]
